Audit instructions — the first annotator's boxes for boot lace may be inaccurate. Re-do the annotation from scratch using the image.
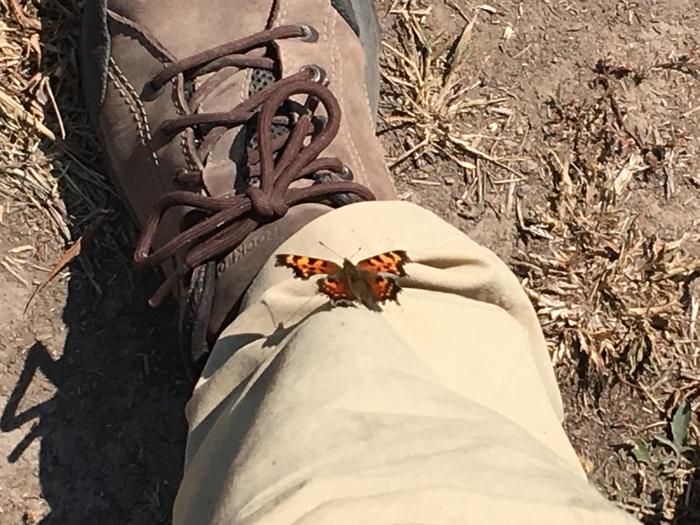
[108,11,375,307]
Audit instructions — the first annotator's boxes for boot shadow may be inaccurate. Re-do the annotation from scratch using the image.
[1,2,189,523]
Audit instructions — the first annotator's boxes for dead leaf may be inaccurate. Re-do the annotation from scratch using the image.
[613,152,646,196]
[448,17,476,74]
[24,213,108,313]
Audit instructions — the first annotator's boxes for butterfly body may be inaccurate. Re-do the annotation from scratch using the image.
[335,257,388,310]
[275,251,410,309]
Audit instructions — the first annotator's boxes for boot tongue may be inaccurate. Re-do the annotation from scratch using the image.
[194,70,251,198]
[198,66,278,197]
[199,63,294,196]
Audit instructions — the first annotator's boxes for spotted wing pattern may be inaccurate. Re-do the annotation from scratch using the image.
[366,274,401,303]
[317,275,356,302]
[356,250,410,277]
[275,254,341,280]
[277,250,411,308]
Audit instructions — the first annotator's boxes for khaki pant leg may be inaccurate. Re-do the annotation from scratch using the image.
[174,201,638,525]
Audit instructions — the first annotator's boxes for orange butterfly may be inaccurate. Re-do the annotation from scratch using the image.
[275,250,411,309]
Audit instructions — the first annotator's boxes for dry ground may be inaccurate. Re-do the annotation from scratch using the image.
[0,0,699,523]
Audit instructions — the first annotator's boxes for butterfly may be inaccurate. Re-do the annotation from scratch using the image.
[275,250,411,309]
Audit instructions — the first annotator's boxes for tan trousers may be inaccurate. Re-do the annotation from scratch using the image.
[174,201,639,524]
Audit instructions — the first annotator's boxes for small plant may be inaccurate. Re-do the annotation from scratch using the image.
[625,400,694,473]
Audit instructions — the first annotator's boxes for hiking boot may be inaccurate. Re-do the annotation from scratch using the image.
[80,0,396,365]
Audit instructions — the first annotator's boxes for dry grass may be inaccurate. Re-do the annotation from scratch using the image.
[379,1,518,175]
[516,151,698,374]
[513,66,700,520]
[0,0,123,251]
[515,73,699,377]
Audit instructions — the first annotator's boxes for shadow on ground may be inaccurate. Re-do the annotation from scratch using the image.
[1,3,190,523]
[667,447,700,525]
[1,281,188,524]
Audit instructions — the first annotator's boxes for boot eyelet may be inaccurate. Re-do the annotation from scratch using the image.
[300,64,326,84]
[142,79,164,101]
[339,164,354,180]
[298,24,319,43]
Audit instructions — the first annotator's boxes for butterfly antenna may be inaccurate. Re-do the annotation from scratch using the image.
[319,241,364,261]
[348,246,362,260]
[318,240,345,259]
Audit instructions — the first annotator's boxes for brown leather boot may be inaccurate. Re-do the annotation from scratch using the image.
[80,0,396,364]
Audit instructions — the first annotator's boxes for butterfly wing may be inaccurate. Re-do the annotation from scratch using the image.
[365,274,401,303]
[317,275,356,302]
[275,254,341,280]
[356,250,410,277]
[278,251,409,307]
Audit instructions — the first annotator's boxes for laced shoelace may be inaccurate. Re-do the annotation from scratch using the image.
[108,12,376,306]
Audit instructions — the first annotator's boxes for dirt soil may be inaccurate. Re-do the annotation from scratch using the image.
[1,0,699,524]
